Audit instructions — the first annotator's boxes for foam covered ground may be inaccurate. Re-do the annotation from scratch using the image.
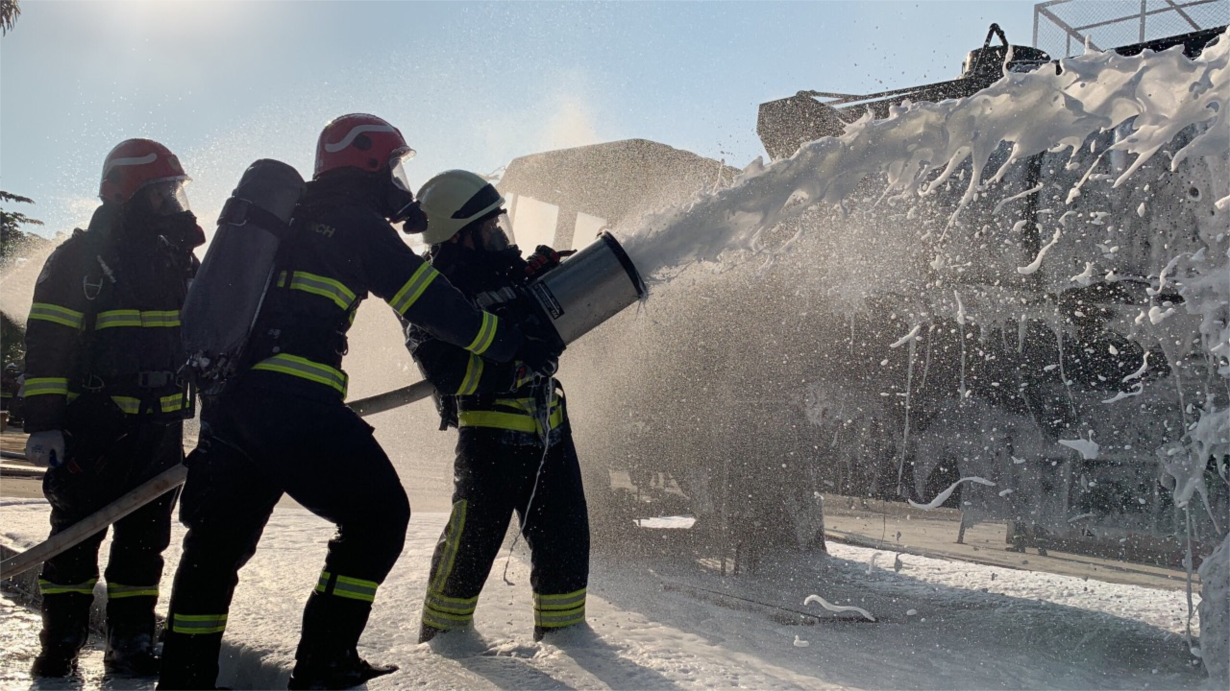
[0,500,1214,690]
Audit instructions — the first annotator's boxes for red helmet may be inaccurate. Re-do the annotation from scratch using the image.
[314,113,415,179]
[98,139,190,204]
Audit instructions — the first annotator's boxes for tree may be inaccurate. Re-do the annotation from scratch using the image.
[1,0,21,35]
[0,189,44,369]
[1,190,45,259]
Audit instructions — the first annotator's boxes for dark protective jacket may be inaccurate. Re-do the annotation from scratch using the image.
[407,244,565,440]
[239,175,522,401]
[23,205,198,433]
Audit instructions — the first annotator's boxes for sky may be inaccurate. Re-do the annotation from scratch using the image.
[0,0,1043,238]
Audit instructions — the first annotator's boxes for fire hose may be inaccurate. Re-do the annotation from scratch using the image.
[0,379,435,580]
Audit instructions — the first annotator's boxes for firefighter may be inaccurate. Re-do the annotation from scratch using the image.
[1,363,21,425]
[22,138,203,677]
[407,170,590,644]
[156,115,560,691]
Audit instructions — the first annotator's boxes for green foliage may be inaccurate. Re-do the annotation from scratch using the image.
[1,189,43,369]
[0,0,20,36]
[1,190,47,260]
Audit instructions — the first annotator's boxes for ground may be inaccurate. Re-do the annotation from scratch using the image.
[0,495,1213,690]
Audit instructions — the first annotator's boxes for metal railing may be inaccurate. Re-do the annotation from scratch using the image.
[1034,0,1229,57]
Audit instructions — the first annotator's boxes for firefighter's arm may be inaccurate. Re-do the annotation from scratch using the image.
[408,332,529,397]
[22,243,87,433]
[367,223,523,363]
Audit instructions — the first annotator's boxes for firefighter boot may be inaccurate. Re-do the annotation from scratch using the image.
[30,592,92,677]
[156,630,224,690]
[289,591,397,690]
[105,597,160,676]
[418,623,445,644]
[287,648,398,690]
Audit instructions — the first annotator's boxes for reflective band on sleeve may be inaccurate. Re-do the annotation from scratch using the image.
[39,578,97,596]
[23,377,69,397]
[111,396,142,415]
[107,582,159,599]
[251,354,348,397]
[430,501,469,593]
[95,309,181,329]
[286,271,357,311]
[160,393,186,413]
[456,355,484,396]
[29,303,85,330]
[171,613,228,635]
[389,263,439,316]
[314,570,380,603]
[464,312,499,356]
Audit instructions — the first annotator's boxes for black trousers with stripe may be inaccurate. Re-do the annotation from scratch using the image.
[421,422,590,634]
[39,414,182,645]
[157,384,410,689]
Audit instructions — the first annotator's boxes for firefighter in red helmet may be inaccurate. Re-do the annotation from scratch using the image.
[23,138,204,678]
[157,114,561,690]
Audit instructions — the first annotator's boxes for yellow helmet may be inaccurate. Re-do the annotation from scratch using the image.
[415,170,505,245]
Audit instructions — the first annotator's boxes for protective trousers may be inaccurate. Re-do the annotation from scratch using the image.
[38,417,183,659]
[156,386,410,690]
[421,425,590,638]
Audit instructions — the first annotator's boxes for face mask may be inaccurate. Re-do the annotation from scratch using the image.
[385,154,416,223]
[134,180,191,217]
[473,213,513,252]
[152,211,205,251]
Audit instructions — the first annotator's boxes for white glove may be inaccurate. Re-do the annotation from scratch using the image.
[26,430,65,469]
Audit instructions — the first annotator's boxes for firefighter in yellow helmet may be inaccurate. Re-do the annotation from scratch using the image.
[406,169,590,643]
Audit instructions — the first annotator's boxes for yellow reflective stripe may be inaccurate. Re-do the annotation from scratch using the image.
[160,393,186,413]
[95,309,181,329]
[111,396,142,415]
[535,607,586,628]
[389,263,439,315]
[458,410,537,433]
[287,271,357,311]
[457,355,484,396]
[457,404,564,435]
[425,591,478,615]
[251,354,348,397]
[533,589,587,628]
[314,571,379,603]
[23,377,69,397]
[534,588,586,610]
[107,582,158,599]
[422,611,473,630]
[422,608,474,623]
[277,271,288,288]
[39,578,97,596]
[431,501,468,592]
[465,312,499,355]
[29,303,85,329]
[171,613,228,635]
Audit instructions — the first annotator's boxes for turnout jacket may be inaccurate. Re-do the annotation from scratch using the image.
[241,176,521,401]
[23,205,198,433]
[407,244,566,441]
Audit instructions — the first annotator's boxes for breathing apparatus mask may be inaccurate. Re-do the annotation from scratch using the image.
[121,179,204,251]
[462,211,514,253]
[386,150,429,233]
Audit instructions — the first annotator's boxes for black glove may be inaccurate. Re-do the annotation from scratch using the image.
[524,245,576,280]
[514,335,562,377]
[396,200,429,234]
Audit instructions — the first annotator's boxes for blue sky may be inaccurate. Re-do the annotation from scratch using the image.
[1,1,1039,237]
